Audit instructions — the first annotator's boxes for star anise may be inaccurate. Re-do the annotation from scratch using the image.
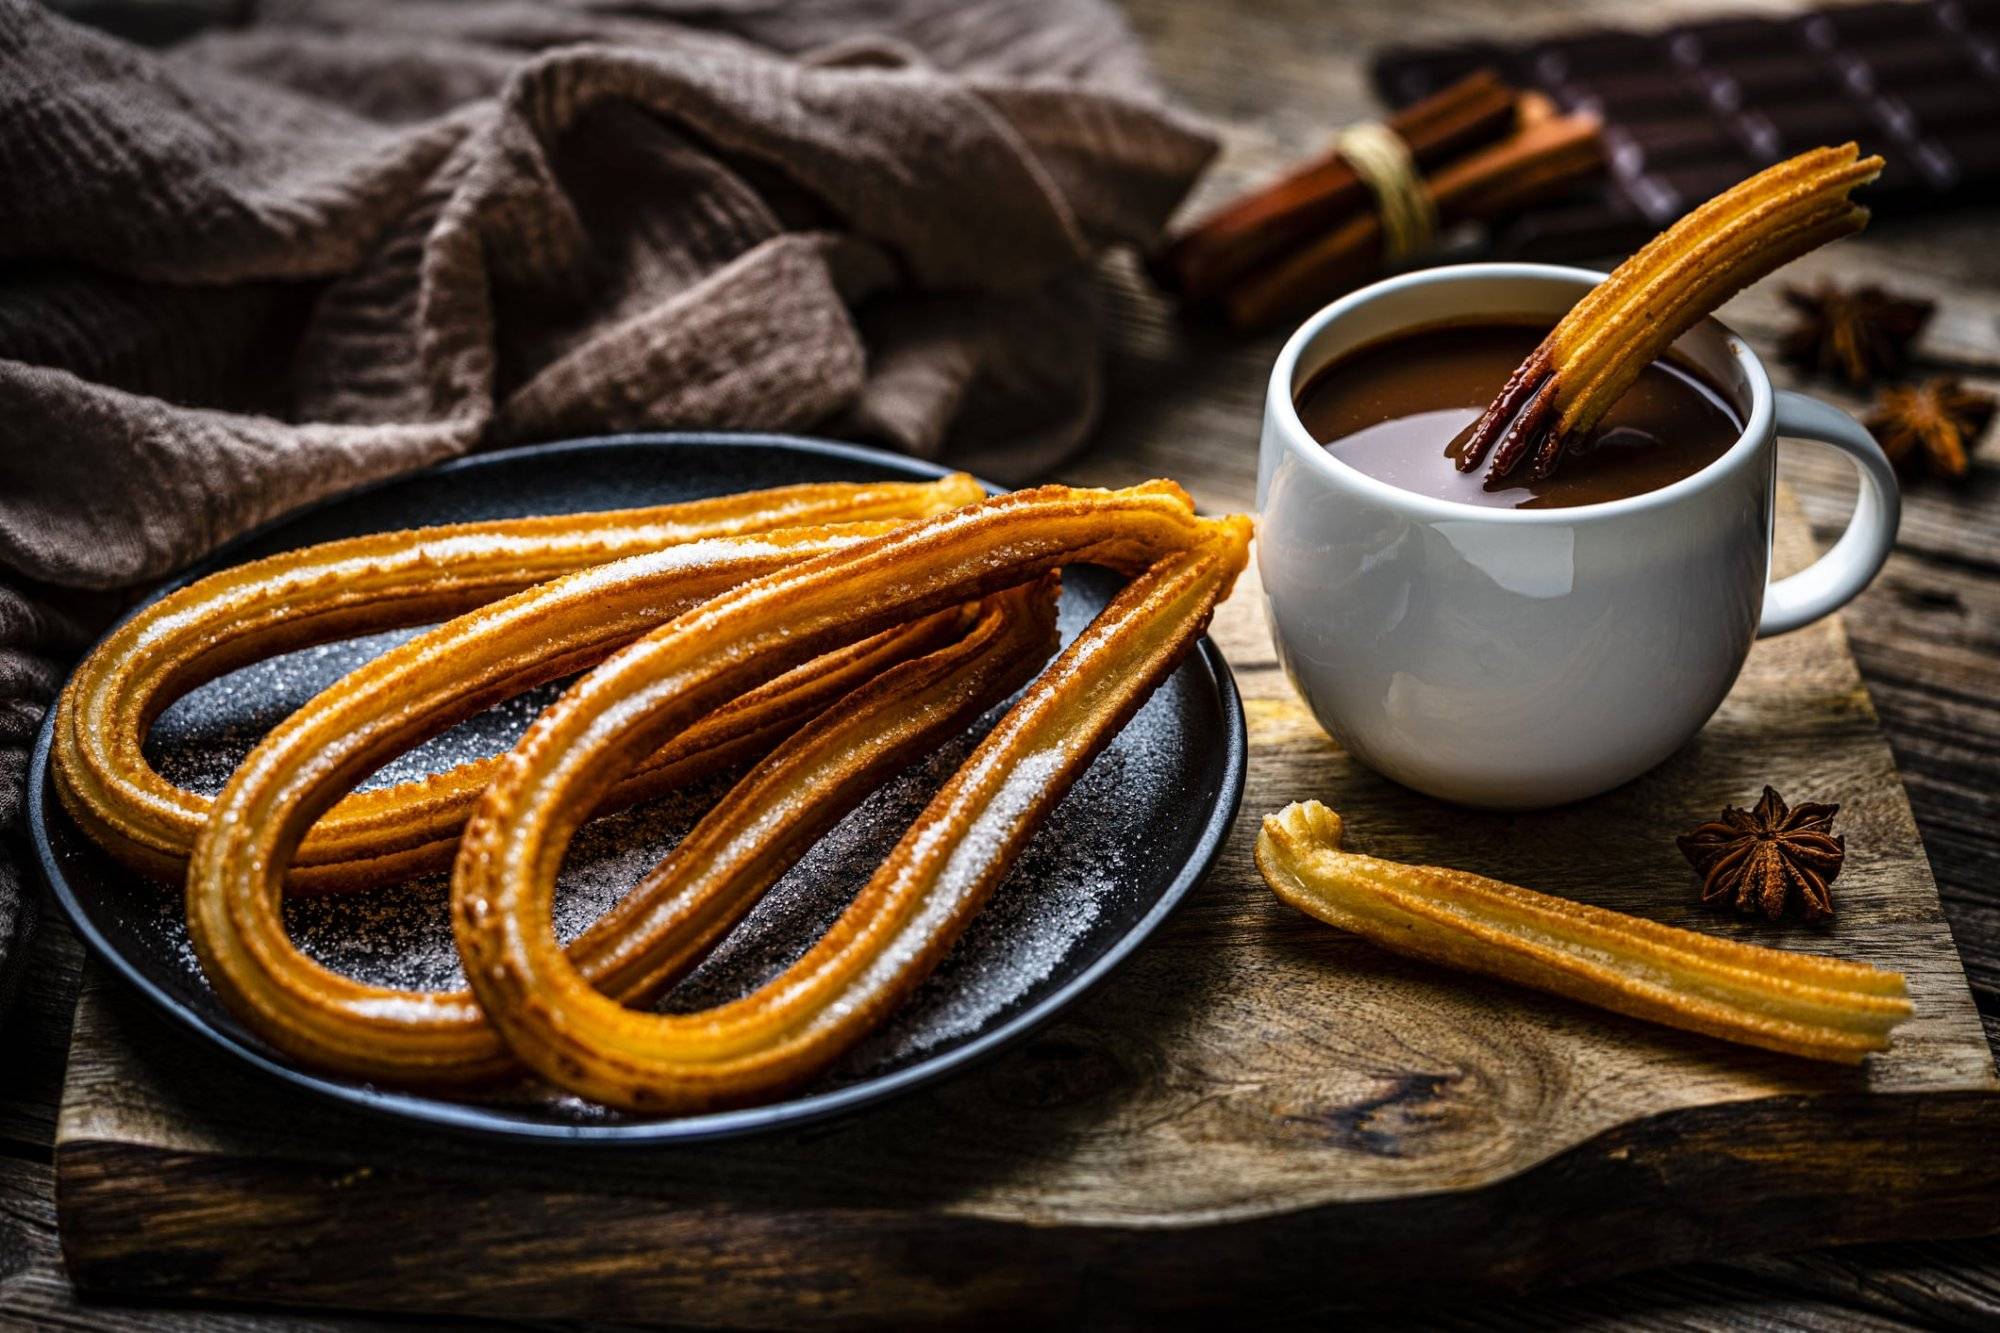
[1865,376,1996,481]
[1677,786,1846,923]
[1778,282,1934,387]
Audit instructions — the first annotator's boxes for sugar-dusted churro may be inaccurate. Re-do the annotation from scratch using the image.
[1256,800,1911,1063]
[1459,145,1883,480]
[55,476,981,892]
[183,561,1059,1085]
[451,485,1251,1112]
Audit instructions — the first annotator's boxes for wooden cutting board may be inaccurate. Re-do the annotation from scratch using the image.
[52,496,2000,1326]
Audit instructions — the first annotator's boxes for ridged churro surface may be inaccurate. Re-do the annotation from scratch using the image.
[1460,145,1883,480]
[449,485,1250,1111]
[183,572,1057,1085]
[159,480,1249,1112]
[55,476,980,892]
[1257,800,1911,1064]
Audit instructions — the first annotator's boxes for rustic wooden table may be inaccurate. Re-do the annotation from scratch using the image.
[6,0,2000,1326]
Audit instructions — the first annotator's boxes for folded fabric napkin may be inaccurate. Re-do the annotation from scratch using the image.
[0,0,1214,1010]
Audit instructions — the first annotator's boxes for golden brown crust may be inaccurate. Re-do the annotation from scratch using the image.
[180,577,1060,1086]
[1458,145,1883,480]
[140,477,1253,1113]
[448,485,1252,1112]
[1255,801,1912,1064]
[574,575,1064,1004]
[53,476,982,892]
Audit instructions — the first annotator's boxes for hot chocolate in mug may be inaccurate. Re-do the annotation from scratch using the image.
[1257,263,1900,809]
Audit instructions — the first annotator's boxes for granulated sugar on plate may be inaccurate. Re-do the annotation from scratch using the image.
[833,737,1146,1076]
[596,687,1168,1067]
[130,577,1197,1112]
[148,626,564,798]
[279,778,734,993]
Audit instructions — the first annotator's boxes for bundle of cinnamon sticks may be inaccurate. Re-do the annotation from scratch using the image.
[1157,72,1605,330]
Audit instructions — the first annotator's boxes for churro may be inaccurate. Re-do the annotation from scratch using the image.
[451,485,1251,1111]
[1256,801,1911,1063]
[55,476,980,891]
[1459,145,1882,480]
[184,567,1058,1084]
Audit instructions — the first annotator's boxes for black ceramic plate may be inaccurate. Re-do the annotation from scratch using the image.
[29,434,1244,1144]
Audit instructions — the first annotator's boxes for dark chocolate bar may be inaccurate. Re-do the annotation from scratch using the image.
[1372,0,2000,261]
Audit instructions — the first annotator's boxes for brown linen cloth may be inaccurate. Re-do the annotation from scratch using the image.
[0,0,1215,1008]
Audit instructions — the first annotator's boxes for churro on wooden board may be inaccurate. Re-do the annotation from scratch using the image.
[1257,801,1912,1064]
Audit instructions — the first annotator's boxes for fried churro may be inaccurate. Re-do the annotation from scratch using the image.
[55,476,981,892]
[1256,801,1911,1064]
[81,473,1253,1115]
[184,569,1059,1085]
[1459,145,1883,481]
[450,485,1251,1112]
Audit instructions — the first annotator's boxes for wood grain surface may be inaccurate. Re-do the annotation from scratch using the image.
[8,0,2000,1328]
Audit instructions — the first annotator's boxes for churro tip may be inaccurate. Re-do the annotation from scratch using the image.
[1215,512,1257,546]
[1131,476,1198,509]
[936,472,986,505]
[1264,799,1344,851]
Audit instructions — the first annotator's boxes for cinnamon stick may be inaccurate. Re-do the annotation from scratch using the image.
[1218,96,1604,330]
[1158,70,1518,303]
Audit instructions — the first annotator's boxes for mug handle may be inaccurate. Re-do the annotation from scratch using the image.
[1758,391,1901,638]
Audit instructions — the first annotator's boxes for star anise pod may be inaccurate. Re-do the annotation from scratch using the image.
[1677,786,1846,923]
[1778,282,1934,387]
[1865,376,1996,481]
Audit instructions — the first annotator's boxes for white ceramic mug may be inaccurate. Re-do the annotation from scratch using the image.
[1257,263,1900,809]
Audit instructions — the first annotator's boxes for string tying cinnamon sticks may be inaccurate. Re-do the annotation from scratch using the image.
[1226,95,1603,332]
[1459,144,1885,482]
[1157,72,1604,330]
[1327,121,1437,263]
[1160,71,1513,303]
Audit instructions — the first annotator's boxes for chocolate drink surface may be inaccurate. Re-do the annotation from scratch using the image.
[1296,322,1742,509]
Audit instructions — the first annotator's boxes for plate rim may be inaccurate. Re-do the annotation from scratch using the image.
[28,431,1247,1146]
